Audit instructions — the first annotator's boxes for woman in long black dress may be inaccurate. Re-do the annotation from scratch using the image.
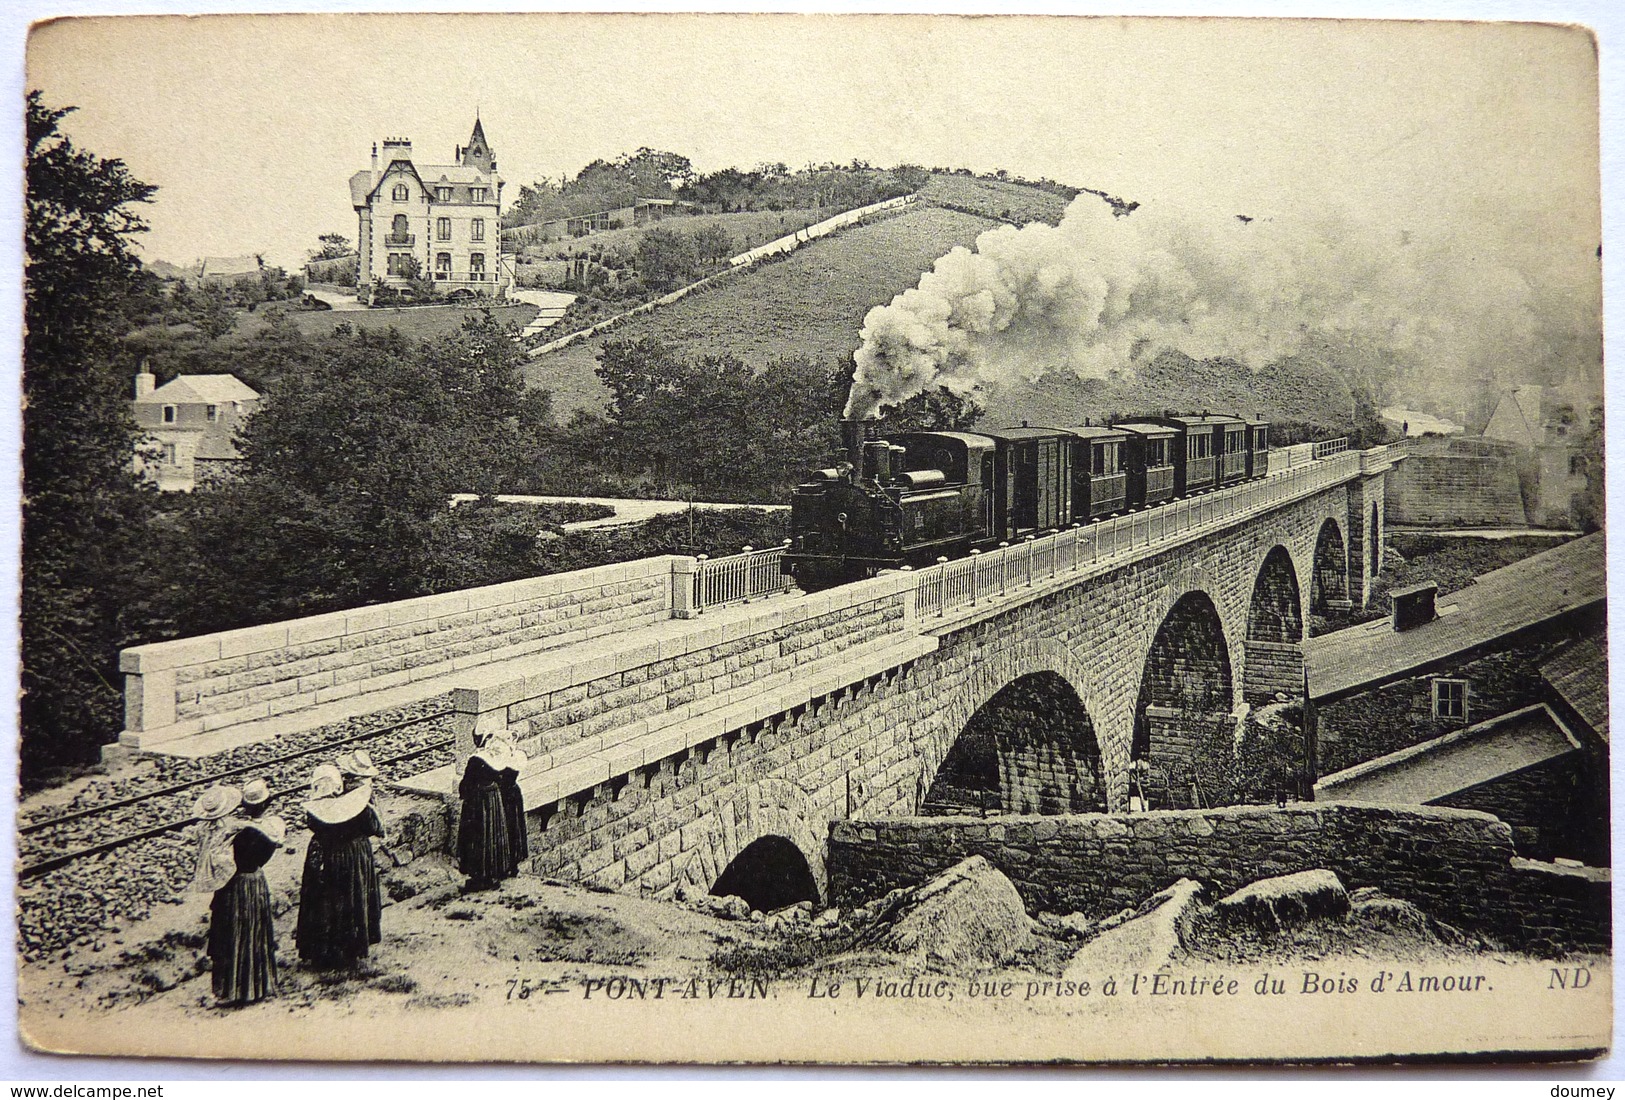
[457,740,511,888]
[208,778,285,1005]
[493,735,529,877]
[295,763,383,968]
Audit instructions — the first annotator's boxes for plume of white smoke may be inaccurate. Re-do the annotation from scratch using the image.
[844,195,1592,420]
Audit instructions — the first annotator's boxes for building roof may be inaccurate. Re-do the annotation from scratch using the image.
[198,256,260,279]
[1314,703,1581,804]
[1113,421,1178,437]
[138,374,260,406]
[1541,633,1609,743]
[1307,532,1606,701]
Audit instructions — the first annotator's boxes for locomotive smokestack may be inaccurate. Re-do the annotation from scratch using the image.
[840,418,875,473]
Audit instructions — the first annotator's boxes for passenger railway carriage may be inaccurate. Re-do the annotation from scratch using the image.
[784,411,1274,588]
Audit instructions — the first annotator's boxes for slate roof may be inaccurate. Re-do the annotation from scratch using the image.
[1541,633,1609,743]
[1314,704,1582,804]
[198,256,260,279]
[137,374,260,406]
[1307,532,1606,701]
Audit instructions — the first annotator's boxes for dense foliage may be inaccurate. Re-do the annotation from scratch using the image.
[22,91,161,779]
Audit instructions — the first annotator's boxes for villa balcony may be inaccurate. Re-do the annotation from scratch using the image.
[385,232,416,246]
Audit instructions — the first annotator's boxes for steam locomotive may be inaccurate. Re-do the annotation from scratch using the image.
[783,413,1271,589]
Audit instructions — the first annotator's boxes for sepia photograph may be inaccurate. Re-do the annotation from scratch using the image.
[12,7,1614,1066]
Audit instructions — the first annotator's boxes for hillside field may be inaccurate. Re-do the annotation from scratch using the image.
[514,207,834,265]
[230,301,540,343]
[526,203,1003,415]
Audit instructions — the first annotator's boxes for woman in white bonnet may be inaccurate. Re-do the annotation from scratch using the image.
[207,777,284,1005]
[295,760,383,968]
[456,735,512,889]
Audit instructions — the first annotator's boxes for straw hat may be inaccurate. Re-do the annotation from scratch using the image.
[336,749,380,778]
[308,764,343,799]
[303,785,373,826]
[241,778,271,807]
[192,785,242,821]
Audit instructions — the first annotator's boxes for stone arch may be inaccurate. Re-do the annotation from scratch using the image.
[1131,590,1235,810]
[917,637,1096,811]
[1310,518,1350,620]
[710,836,819,913]
[672,777,826,905]
[922,670,1105,816]
[1243,546,1305,704]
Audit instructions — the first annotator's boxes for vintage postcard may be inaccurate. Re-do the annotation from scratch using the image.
[16,11,1611,1064]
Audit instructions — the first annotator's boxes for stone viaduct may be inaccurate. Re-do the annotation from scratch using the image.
[119,444,1402,912]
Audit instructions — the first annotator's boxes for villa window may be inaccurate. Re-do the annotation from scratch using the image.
[435,253,451,280]
[392,183,409,202]
[471,218,485,242]
[436,186,452,202]
[387,253,414,277]
[161,443,177,465]
[162,405,176,424]
[205,404,219,422]
[471,187,487,203]
[437,217,451,241]
[1432,678,1468,722]
[470,253,486,280]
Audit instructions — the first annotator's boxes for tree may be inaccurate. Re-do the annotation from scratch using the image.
[168,314,541,631]
[692,223,734,266]
[634,228,700,292]
[22,91,160,778]
[311,232,353,261]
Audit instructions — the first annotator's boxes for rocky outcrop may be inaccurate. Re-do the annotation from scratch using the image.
[1216,868,1350,931]
[1062,878,1204,979]
[854,855,1031,973]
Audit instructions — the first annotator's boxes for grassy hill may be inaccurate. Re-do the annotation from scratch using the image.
[527,202,1003,415]
[229,301,540,343]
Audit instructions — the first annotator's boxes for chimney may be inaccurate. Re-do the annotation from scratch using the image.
[840,418,876,475]
[381,137,413,165]
[1391,582,1438,632]
[135,368,156,400]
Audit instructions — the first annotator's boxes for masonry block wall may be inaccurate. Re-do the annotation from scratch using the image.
[511,483,1366,901]
[1384,440,1527,529]
[1436,753,1599,863]
[119,557,676,747]
[1345,474,1386,609]
[827,804,1610,952]
[1315,610,1600,774]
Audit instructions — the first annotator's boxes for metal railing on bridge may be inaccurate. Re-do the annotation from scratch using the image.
[692,542,791,613]
[913,445,1361,619]
[1311,437,1349,459]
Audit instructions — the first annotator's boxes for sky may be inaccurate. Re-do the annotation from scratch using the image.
[24,11,1603,282]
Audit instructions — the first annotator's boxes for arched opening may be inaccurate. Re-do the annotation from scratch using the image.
[924,671,1104,816]
[710,835,819,913]
[1370,503,1382,576]
[1243,546,1305,703]
[1310,519,1350,632]
[1132,591,1234,810]
[392,212,409,236]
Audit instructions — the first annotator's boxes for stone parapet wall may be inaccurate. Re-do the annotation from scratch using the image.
[1385,453,1527,528]
[120,557,677,748]
[828,803,1609,952]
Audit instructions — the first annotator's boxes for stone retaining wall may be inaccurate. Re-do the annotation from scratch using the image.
[120,557,677,748]
[828,803,1609,952]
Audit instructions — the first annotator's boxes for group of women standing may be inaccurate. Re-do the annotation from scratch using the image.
[189,750,385,1008]
[457,732,528,888]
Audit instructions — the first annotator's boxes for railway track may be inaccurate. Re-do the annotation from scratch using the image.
[19,709,456,880]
